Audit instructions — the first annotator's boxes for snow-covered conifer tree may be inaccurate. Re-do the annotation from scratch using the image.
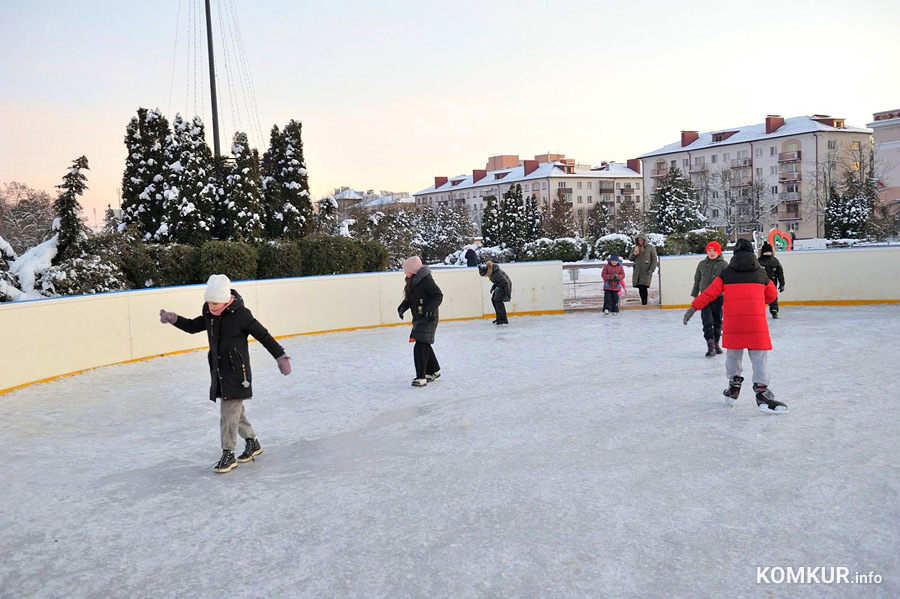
[647,167,704,234]
[220,132,264,242]
[165,114,216,245]
[52,155,89,262]
[120,108,171,241]
[314,196,340,236]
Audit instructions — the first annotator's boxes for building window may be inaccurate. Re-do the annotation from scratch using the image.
[603,193,612,202]
[770,146,776,156]
[523,184,529,192]
[558,182,565,188]
[635,183,640,189]
[788,222,799,232]
[771,186,778,194]
[542,182,548,189]
[851,141,861,151]
[711,154,718,164]
[723,153,730,162]
[755,148,763,158]
[787,203,798,214]
[577,209,583,217]
[828,140,838,150]
[587,196,593,203]
[587,181,592,188]
[770,166,777,175]
[712,209,720,218]
[756,168,762,177]
[616,182,621,189]
[683,159,689,168]
[577,181,583,189]
[671,160,677,169]
[577,196,583,203]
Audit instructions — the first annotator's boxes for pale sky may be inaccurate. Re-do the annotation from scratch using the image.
[1,0,899,227]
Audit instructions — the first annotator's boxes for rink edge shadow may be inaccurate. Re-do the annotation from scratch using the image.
[0,309,565,396]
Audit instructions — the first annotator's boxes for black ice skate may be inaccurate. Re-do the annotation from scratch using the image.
[213,450,237,473]
[754,384,788,414]
[722,375,744,407]
[426,370,441,382]
[237,437,263,463]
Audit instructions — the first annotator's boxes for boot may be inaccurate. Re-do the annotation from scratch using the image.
[213,450,237,473]
[237,437,263,463]
[705,338,716,358]
[714,336,723,354]
[722,376,744,407]
[771,312,779,319]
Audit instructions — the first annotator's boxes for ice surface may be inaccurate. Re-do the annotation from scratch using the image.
[1,306,898,598]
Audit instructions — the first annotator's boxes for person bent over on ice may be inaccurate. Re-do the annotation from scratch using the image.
[683,239,787,413]
[478,261,512,324]
[691,241,727,357]
[159,274,292,473]
[398,256,444,387]
[601,253,625,316]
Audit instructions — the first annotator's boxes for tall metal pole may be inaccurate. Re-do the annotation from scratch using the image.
[204,0,221,159]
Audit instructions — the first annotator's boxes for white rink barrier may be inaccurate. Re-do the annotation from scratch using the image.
[0,261,563,394]
[658,246,900,308]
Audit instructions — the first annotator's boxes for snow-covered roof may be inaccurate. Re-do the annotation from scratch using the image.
[638,115,873,160]
[352,194,415,208]
[332,188,364,201]
[415,161,641,196]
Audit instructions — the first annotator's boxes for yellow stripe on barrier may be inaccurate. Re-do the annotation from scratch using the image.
[0,310,565,396]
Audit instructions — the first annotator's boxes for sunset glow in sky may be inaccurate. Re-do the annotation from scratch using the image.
[1,0,898,226]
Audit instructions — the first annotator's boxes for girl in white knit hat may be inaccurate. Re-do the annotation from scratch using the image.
[159,274,292,473]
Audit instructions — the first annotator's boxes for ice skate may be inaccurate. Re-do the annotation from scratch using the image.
[411,378,427,387]
[426,370,441,382]
[237,437,263,463]
[754,384,788,414]
[603,309,610,316]
[722,375,744,407]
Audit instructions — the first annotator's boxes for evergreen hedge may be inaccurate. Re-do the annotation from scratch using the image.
[256,240,303,279]
[150,244,202,286]
[664,229,728,255]
[200,241,259,281]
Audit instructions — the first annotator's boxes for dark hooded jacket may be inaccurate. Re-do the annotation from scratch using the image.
[758,254,785,288]
[630,233,659,287]
[487,263,512,302]
[173,290,285,402]
[398,266,443,344]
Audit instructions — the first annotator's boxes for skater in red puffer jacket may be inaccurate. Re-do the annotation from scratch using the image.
[683,239,788,413]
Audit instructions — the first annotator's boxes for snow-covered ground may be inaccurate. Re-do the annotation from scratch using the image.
[1,305,898,598]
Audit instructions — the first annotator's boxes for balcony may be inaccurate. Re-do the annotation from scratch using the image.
[650,167,669,178]
[778,209,802,221]
[778,151,801,162]
[779,172,802,182]
[619,187,635,195]
[730,158,752,168]
[732,177,753,188]
[778,192,801,202]
[690,163,708,173]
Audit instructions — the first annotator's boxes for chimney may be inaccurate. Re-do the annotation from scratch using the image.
[681,131,699,147]
[765,115,785,134]
[472,169,487,183]
[523,160,539,176]
[627,158,641,174]
[434,176,448,188]
[601,161,608,167]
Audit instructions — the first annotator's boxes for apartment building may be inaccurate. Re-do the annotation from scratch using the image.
[869,108,900,205]
[414,154,643,232]
[638,115,873,239]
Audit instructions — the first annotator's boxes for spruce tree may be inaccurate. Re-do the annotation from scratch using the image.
[53,155,90,262]
[314,196,340,235]
[103,204,120,234]
[481,194,501,246]
[166,114,215,245]
[647,167,705,234]
[587,201,612,239]
[280,120,313,239]
[522,194,542,245]
[220,132,265,242]
[617,199,644,237]
[120,108,171,241]
[544,190,576,238]
[261,125,286,238]
[498,184,525,251]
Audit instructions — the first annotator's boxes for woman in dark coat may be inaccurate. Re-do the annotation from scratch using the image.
[159,274,291,473]
[398,256,444,387]
[479,261,512,324]
[629,233,659,305]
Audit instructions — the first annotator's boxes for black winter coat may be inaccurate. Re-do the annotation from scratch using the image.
[465,249,478,267]
[758,255,785,288]
[173,290,285,402]
[489,266,512,302]
[398,266,443,344]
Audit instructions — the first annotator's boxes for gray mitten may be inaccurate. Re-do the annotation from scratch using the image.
[159,309,177,324]
[683,307,696,325]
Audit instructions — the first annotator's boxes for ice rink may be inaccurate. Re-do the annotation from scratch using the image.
[2,305,898,599]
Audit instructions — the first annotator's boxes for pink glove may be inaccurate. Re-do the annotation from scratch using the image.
[277,355,291,376]
[159,309,177,324]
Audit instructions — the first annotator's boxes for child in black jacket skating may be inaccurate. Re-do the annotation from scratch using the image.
[159,274,291,473]
[758,242,785,319]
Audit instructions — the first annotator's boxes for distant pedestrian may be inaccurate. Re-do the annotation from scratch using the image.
[464,245,478,267]
[629,233,658,305]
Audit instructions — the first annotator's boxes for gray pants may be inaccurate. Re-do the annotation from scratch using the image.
[220,399,255,451]
[725,349,770,386]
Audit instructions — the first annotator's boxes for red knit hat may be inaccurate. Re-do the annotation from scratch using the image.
[706,241,722,254]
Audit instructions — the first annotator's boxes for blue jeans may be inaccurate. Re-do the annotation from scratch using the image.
[603,289,620,313]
